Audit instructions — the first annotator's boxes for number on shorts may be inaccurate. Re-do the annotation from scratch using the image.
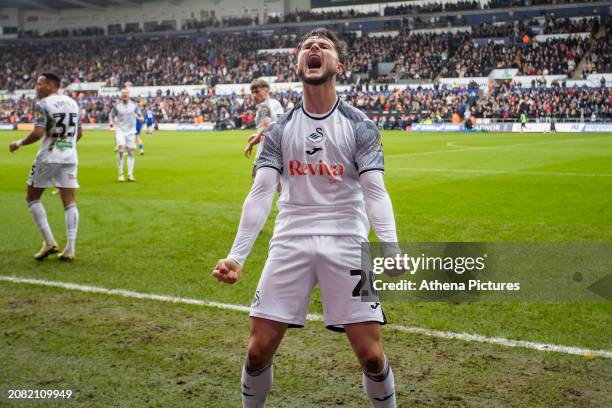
[351,269,377,298]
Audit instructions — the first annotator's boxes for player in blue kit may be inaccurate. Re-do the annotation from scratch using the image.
[144,108,155,136]
[135,117,144,156]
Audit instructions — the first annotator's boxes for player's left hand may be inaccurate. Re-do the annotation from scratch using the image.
[212,258,242,284]
[244,144,253,158]
[9,141,20,153]
[247,133,259,144]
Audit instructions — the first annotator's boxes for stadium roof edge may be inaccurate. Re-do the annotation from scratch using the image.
[0,0,144,10]
[0,0,608,43]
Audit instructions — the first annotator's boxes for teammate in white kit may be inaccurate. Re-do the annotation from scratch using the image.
[110,88,144,182]
[244,78,284,161]
[213,29,398,407]
[9,73,83,261]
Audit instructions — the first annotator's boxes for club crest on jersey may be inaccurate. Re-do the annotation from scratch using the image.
[251,290,261,307]
[306,127,325,144]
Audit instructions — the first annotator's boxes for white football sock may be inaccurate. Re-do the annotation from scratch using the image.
[363,358,396,408]
[241,362,273,408]
[117,152,125,176]
[64,203,79,254]
[28,200,55,245]
[127,151,135,177]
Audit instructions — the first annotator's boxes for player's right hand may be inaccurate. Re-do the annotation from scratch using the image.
[382,246,407,277]
[9,141,19,153]
[212,258,242,284]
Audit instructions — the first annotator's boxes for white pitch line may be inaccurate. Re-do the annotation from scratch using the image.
[1,275,610,359]
[446,141,478,150]
[395,167,612,178]
[388,136,612,159]
[388,325,612,358]
[0,276,323,322]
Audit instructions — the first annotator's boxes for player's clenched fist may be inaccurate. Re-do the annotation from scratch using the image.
[247,133,259,144]
[9,141,21,153]
[212,258,242,284]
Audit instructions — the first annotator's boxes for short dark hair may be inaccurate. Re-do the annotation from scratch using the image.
[40,72,61,88]
[297,28,347,65]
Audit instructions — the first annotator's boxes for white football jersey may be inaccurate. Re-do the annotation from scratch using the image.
[255,97,384,240]
[110,100,142,133]
[255,98,284,161]
[255,98,284,128]
[33,94,81,164]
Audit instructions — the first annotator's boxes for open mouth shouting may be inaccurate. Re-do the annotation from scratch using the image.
[307,54,322,70]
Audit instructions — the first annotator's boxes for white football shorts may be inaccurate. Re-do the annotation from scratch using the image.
[116,130,136,149]
[250,235,386,331]
[27,162,79,189]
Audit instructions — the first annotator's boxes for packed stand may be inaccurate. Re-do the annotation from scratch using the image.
[222,16,258,27]
[384,1,479,16]
[0,32,411,90]
[582,38,612,76]
[10,0,603,41]
[182,20,217,30]
[0,98,35,124]
[471,21,530,38]
[471,16,598,39]
[0,15,602,90]
[582,19,611,76]
[487,0,598,8]
[2,83,609,128]
[443,36,589,77]
[0,33,300,91]
[542,16,599,34]
[284,9,378,23]
[475,84,610,120]
[19,27,105,38]
[343,33,397,77]
[395,33,471,80]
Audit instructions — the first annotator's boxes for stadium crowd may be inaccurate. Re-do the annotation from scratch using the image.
[583,39,611,76]
[470,16,598,38]
[11,0,603,40]
[475,85,610,120]
[393,30,591,79]
[11,0,606,41]
[1,84,609,128]
[581,19,611,77]
[2,16,601,91]
[443,36,589,77]
[395,33,463,80]
[0,34,302,91]
[0,31,418,89]
[284,9,378,22]
[487,0,597,7]
[384,1,479,16]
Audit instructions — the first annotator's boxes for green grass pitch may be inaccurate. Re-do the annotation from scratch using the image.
[1,130,611,407]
